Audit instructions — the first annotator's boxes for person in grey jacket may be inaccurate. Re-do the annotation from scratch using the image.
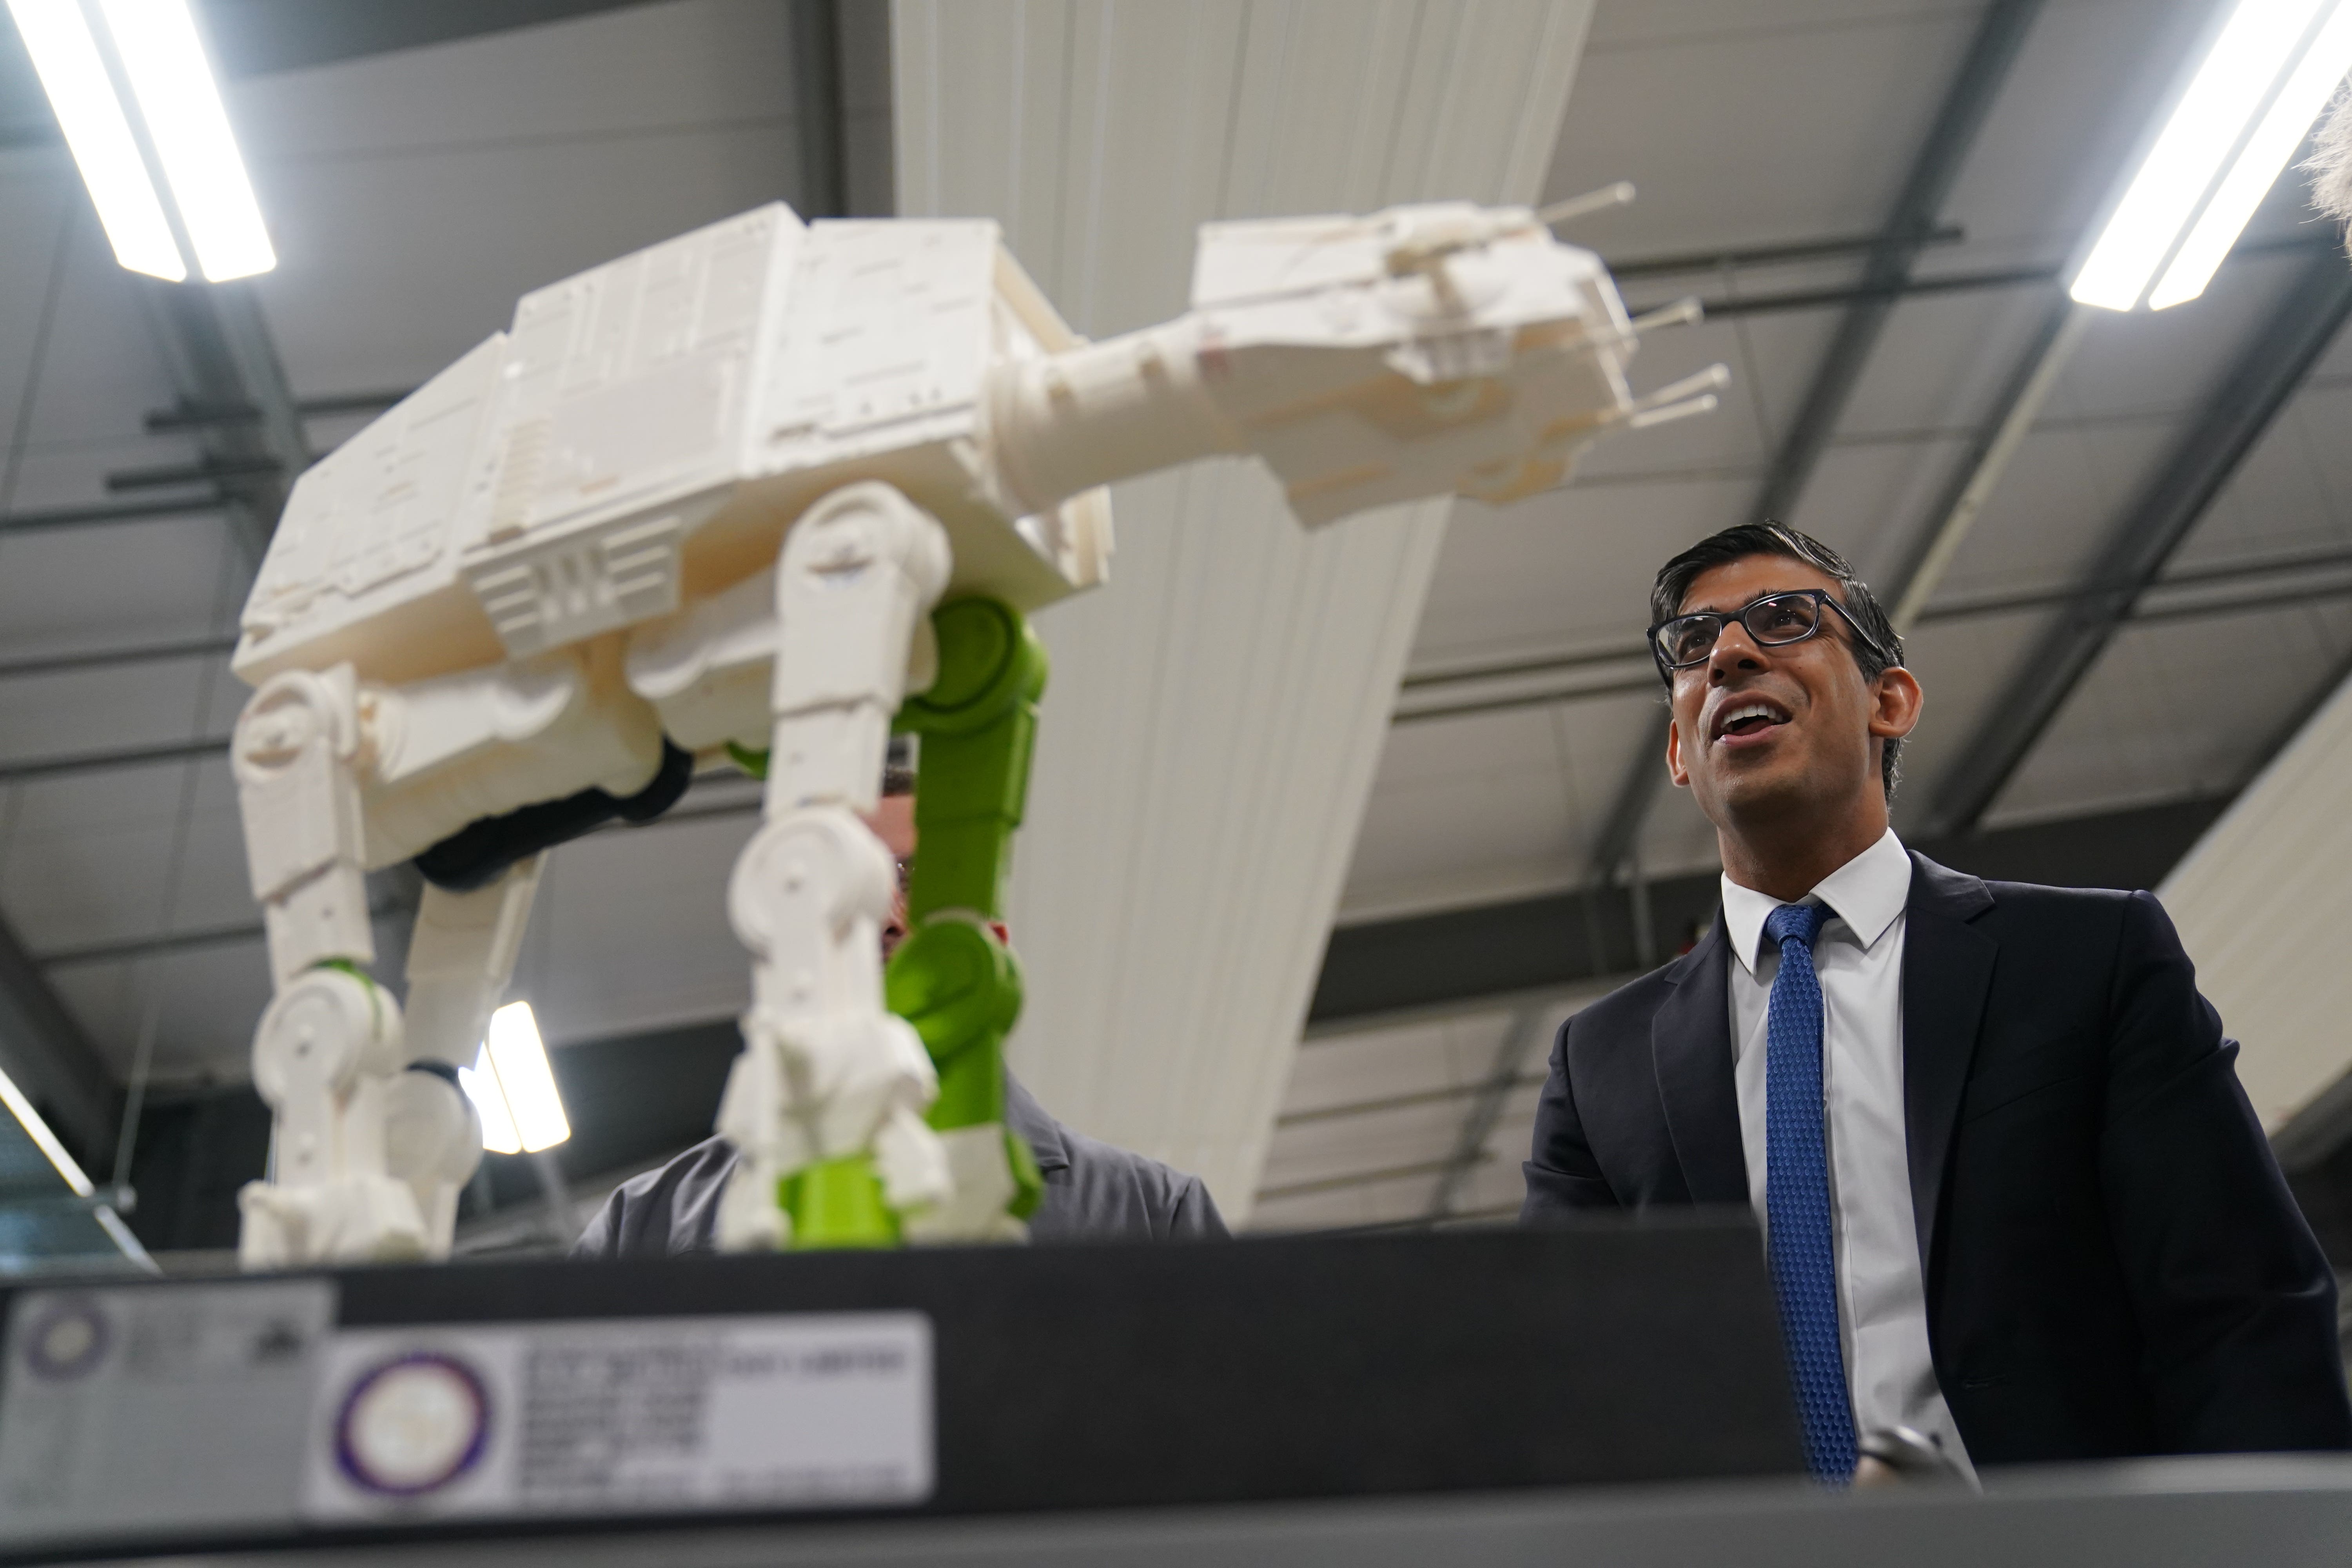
[575,1071,1225,1256]
[575,773,1225,1256]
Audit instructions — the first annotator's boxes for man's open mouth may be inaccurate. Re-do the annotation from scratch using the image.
[1713,699,1791,741]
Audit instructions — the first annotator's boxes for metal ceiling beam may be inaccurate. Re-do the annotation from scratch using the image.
[1397,535,2352,714]
[1634,264,2058,321]
[0,913,120,1176]
[0,494,225,536]
[1927,245,2352,837]
[1581,0,2048,886]
[790,0,848,219]
[196,0,659,78]
[1605,225,1965,281]
[1310,794,2229,1025]
[1747,0,2048,529]
[0,736,228,786]
[1425,1004,1550,1222]
[143,389,409,433]
[0,636,238,682]
[142,282,309,563]
[1619,234,2334,325]
[1256,1156,1475,1207]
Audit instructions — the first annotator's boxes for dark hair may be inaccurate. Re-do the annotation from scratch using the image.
[1649,522,1907,797]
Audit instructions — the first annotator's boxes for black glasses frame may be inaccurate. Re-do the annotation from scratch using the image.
[1647,588,1892,679]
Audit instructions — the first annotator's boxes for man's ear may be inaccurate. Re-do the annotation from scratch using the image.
[1665,710,1691,788]
[1868,666,1924,742]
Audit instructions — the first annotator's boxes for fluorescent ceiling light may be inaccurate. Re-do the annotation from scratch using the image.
[6,0,185,280]
[460,1049,522,1155]
[0,1059,95,1198]
[2071,0,2336,312]
[97,0,274,281]
[460,1001,571,1155]
[2151,0,2352,307]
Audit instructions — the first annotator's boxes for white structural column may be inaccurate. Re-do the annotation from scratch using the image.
[893,0,1593,1217]
[2161,670,2352,1133]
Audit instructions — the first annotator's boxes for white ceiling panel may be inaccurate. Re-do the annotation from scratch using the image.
[0,165,74,448]
[0,659,223,767]
[1833,286,2070,442]
[1570,308,1846,483]
[1409,476,1753,669]
[1,803,193,954]
[1252,990,1591,1229]
[234,0,796,158]
[1924,417,2183,599]
[47,942,272,1083]
[1282,1011,1519,1115]
[2,216,171,454]
[2171,387,2352,571]
[1935,0,2211,256]
[1250,1169,1444,1232]
[516,809,761,1050]
[1778,433,1974,583]
[1544,3,1978,252]
[1258,1096,1475,1196]
[1989,602,2352,829]
[249,130,803,394]
[232,0,805,394]
[1630,770,1726,883]
[2042,255,2307,425]
[1882,604,2062,835]
[1343,693,1662,920]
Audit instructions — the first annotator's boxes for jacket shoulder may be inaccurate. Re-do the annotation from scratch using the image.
[1037,1124,1230,1241]
[1560,962,1683,1054]
[573,1134,738,1259]
[1967,875,2150,947]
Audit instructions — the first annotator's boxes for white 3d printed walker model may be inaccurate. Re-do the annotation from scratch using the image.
[225,194,1722,1268]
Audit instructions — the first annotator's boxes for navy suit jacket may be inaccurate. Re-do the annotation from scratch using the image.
[1523,851,2351,1466]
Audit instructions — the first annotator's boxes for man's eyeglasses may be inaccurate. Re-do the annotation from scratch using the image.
[1647,589,1892,678]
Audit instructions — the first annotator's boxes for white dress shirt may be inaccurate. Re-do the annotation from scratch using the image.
[1719,827,1973,1476]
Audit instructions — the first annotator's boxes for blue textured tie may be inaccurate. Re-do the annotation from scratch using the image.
[1762,900,1857,1483]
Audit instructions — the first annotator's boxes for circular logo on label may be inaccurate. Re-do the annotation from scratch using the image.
[21,1297,109,1381]
[334,1352,490,1497]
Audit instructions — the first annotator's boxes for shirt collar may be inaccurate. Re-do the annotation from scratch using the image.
[1719,827,1911,976]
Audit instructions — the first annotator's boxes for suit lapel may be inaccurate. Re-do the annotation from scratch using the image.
[1900,852,1996,1275]
[1651,918,1749,1204]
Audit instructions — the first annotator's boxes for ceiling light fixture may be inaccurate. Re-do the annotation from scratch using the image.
[0,1059,96,1198]
[460,1002,572,1155]
[2150,0,2352,307]
[97,0,275,281]
[5,0,184,280]
[5,0,274,283]
[2071,0,2347,312]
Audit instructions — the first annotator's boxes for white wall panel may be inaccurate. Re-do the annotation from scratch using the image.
[894,0,1592,1217]
[2160,668,2352,1129]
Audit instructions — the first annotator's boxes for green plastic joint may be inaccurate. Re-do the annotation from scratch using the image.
[727,740,770,780]
[894,598,1047,923]
[782,1156,900,1249]
[311,957,384,1034]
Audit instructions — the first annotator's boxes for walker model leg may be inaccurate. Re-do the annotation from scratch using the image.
[889,597,1048,1242]
[715,482,955,1250]
[387,857,543,1252]
[232,667,431,1267]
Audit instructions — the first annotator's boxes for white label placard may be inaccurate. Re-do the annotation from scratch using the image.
[0,1279,332,1546]
[303,1312,933,1521]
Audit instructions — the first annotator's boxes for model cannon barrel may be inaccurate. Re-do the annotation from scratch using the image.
[988,319,1248,519]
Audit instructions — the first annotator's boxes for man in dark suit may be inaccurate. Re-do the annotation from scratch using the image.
[1523,522,2350,1480]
